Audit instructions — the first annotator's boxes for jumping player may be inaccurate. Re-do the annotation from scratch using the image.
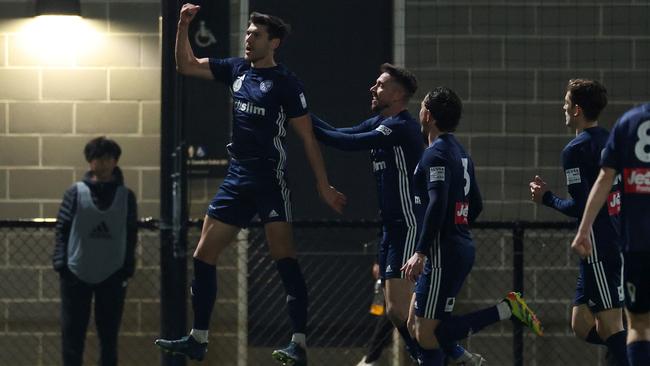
[573,103,650,366]
[530,79,628,365]
[155,5,346,366]
[402,87,543,366]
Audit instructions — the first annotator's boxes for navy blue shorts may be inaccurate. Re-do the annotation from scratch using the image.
[206,159,292,228]
[574,251,624,313]
[624,251,650,314]
[378,222,417,280]
[414,240,474,320]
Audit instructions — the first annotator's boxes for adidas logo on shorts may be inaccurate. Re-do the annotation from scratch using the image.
[268,210,279,218]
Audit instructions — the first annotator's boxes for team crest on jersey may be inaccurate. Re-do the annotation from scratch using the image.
[260,80,273,93]
[232,74,245,92]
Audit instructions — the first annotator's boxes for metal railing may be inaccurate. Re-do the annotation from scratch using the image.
[1,219,614,366]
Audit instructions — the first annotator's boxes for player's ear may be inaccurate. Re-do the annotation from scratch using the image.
[573,104,581,117]
[270,38,281,50]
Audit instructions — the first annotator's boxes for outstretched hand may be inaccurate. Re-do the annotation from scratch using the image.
[179,3,200,26]
[319,185,347,214]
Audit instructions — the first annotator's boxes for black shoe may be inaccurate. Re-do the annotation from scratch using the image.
[271,341,307,366]
[155,335,207,361]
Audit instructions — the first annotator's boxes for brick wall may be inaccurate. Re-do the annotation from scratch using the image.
[404,1,650,221]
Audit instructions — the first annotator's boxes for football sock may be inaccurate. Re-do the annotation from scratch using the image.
[276,258,309,334]
[396,323,421,361]
[191,258,217,331]
[585,326,604,345]
[418,347,444,366]
[627,341,650,366]
[435,306,501,344]
[604,331,628,366]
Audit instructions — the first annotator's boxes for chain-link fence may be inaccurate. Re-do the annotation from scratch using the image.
[0,220,616,366]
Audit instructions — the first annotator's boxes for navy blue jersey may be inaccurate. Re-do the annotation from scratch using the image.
[209,57,308,167]
[413,134,482,254]
[542,127,620,247]
[601,103,650,252]
[311,111,424,223]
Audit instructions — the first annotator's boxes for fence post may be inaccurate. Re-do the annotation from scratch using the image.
[512,222,524,366]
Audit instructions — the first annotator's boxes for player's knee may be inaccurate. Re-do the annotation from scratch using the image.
[627,312,650,331]
[385,302,407,325]
[414,320,438,349]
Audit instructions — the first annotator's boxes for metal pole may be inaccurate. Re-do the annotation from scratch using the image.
[512,222,524,366]
[160,0,188,365]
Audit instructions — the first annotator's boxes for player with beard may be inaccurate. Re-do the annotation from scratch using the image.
[155,5,346,366]
[312,65,484,365]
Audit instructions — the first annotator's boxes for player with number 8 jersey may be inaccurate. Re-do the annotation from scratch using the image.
[574,103,650,365]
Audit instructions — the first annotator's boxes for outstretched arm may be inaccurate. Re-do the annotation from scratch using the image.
[290,114,347,214]
[175,3,213,79]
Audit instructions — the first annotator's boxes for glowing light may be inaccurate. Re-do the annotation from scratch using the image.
[17,15,103,66]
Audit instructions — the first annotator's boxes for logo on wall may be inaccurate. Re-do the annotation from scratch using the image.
[194,20,217,48]
[233,74,245,92]
[260,80,273,93]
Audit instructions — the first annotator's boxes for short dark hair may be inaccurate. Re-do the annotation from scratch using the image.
[84,136,121,162]
[249,12,291,44]
[423,87,462,132]
[566,79,608,121]
[380,63,417,100]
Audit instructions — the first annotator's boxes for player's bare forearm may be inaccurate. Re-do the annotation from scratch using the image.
[291,115,347,213]
[175,4,213,79]
[577,168,616,235]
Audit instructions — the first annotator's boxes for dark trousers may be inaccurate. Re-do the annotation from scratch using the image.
[60,270,127,366]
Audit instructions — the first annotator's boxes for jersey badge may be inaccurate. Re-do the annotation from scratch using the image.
[375,125,392,136]
[565,168,581,185]
[233,74,245,92]
[429,166,445,182]
[260,80,273,93]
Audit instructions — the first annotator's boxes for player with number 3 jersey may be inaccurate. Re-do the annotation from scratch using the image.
[402,87,543,366]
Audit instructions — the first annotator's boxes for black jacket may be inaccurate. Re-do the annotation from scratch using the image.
[53,167,138,279]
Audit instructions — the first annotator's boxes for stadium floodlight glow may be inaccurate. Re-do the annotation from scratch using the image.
[35,0,81,16]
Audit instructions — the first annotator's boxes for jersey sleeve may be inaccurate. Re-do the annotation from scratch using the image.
[601,121,622,171]
[312,120,402,151]
[311,113,378,134]
[467,158,483,223]
[541,145,586,218]
[415,151,450,253]
[281,74,309,118]
[208,57,239,84]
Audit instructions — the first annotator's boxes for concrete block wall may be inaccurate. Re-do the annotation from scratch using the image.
[405,1,650,222]
[0,0,162,220]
